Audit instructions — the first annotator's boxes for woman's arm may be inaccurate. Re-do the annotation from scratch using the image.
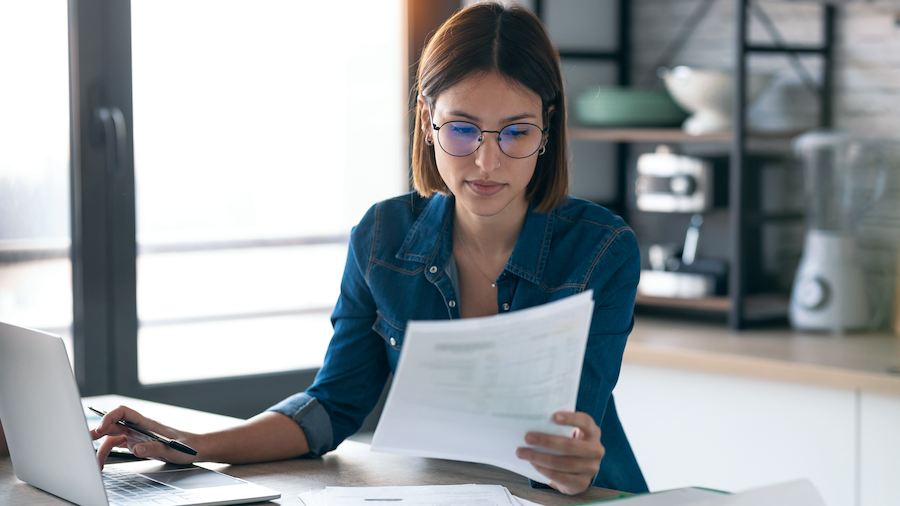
[91,405,310,468]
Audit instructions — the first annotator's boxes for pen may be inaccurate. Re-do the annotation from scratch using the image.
[89,407,198,456]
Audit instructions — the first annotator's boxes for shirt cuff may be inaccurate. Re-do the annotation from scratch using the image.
[529,478,552,489]
[267,393,333,457]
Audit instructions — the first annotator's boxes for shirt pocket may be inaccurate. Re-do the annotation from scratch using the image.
[372,311,406,351]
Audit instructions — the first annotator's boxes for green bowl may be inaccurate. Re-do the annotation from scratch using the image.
[574,87,688,128]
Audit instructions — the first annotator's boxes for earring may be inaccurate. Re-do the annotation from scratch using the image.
[425,136,434,146]
[538,146,546,156]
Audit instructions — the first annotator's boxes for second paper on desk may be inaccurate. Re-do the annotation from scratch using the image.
[370,291,594,483]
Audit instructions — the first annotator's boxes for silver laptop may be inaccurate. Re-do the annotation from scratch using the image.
[0,321,281,506]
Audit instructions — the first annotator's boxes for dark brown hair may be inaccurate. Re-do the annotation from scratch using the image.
[411,1,568,212]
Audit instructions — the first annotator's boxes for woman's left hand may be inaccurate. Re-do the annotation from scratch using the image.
[516,411,605,495]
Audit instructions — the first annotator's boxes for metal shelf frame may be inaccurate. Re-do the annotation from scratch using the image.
[538,0,837,329]
[534,0,632,221]
[730,0,836,328]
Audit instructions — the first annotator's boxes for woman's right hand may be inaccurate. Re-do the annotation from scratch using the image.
[90,405,200,469]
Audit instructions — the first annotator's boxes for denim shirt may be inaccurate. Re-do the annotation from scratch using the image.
[268,192,648,493]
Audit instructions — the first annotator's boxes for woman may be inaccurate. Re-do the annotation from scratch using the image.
[93,2,647,495]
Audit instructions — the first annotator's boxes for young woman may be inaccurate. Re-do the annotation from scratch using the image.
[92,2,648,495]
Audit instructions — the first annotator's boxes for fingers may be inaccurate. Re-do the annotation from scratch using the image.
[530,464,595,496]
[129,440,194,465]
[521,432,604,460]
[90,405,178,441]
[514,411,606,496]
[516,444,602,475]
[95,434,127,470]
[89,405,197,466]
[551,411,601,440]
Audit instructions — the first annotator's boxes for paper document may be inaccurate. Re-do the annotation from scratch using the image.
[370,291,594,483]
[298,484,545,506]
[585,479,825,506]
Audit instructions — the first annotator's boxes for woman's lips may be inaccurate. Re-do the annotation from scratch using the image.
[466,180,505,197]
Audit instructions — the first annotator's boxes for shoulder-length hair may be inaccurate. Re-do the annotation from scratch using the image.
[411,1,568,212]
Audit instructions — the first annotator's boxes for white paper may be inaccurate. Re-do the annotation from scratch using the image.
[370,291,594,483]
[318,484,520,506]
[585,487,727,505]
[695,479,826,506]
[584,479,826,506]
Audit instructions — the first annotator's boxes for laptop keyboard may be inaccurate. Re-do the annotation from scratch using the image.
[102,468,198,506]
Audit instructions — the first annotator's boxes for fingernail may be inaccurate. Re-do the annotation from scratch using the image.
[526,434,537,444]
[134,445,146,457]
[516,449,525,458]
[554,413,564,422]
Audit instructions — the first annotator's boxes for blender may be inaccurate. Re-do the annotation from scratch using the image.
[790,130,886,333]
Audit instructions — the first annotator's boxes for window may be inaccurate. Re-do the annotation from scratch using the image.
[0,3,72,361]
[16,0,408,418]
[129,1,406,384]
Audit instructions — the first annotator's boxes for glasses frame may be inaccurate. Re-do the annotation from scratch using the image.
[426,102,548,159]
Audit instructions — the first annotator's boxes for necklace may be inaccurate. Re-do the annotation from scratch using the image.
[455,228,497,288]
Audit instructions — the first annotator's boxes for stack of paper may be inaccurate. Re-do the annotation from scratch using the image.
[371,291,595,483]
[298,484,545,506]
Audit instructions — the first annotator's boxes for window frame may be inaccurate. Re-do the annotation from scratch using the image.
[70,0,341,419]
[68,0,448,425]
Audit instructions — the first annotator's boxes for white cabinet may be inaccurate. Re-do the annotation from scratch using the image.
[613,363,857,506]
[860,392,900,506]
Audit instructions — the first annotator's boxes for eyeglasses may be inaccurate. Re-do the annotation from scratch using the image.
[427,103,548,159]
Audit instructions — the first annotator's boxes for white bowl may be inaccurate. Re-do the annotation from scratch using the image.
[662,66,773,135]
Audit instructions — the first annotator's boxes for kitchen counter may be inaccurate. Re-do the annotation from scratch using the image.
[625,316,900,395]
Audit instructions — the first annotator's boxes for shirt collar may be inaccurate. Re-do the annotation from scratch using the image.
[397,193,553,286]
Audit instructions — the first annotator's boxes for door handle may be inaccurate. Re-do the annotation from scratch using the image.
[94,106,127,175]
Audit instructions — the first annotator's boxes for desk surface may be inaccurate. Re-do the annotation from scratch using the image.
[626,316,900,395]
[1,396,623,506]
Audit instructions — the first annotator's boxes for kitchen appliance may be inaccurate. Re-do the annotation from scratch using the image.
[661,66,772,135]
[635,145,713,213]
[790,130,886,333]
[635,147,729,299]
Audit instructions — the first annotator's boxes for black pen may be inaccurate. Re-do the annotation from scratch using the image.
[89,407,198,456]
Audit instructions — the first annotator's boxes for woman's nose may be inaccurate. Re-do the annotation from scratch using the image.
[475,133,503,172]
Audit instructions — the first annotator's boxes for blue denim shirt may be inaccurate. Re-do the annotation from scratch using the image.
[269,192,648,493]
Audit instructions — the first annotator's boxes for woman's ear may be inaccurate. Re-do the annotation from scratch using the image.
[417,94,433,138]
[545,105,556,128]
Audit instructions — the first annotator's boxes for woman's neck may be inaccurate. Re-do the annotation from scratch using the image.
[453,199,528,256]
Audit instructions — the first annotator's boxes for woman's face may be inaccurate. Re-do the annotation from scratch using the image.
[421,72,547,225]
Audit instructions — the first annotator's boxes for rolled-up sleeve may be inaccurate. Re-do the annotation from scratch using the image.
[267,393,333,457]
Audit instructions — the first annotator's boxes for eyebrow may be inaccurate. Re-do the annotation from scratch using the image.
[445,110,537,124]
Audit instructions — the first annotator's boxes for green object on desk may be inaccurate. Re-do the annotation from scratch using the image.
[574,486,729,504]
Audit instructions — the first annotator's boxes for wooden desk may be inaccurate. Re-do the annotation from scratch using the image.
[0,396,624,506]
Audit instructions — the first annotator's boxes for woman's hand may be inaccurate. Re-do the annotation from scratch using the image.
[90,405,200,469]
[515,411,605,495]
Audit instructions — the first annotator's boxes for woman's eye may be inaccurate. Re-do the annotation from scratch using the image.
[505,126,531,137]
[451,125,477,135]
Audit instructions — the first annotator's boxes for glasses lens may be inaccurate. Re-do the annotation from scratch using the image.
[499,123,542,158]
[437,121,482,156]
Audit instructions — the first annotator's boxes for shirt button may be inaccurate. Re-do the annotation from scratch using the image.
[429,266,438,273]
[502,303,510,311]
[389,337,397,347]
[449,300,456,308]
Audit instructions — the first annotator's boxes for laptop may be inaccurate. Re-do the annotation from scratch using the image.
[0,321,281,506]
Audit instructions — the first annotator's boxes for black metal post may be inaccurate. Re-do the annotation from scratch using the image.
[729,0,750,329]
[616,0,631,220]
[821,5,836,128]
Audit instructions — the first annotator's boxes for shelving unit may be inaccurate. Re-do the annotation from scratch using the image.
[537,0,836,329]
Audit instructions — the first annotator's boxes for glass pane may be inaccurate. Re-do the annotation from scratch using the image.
[131,0,406,384]
[0,3,72,363]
